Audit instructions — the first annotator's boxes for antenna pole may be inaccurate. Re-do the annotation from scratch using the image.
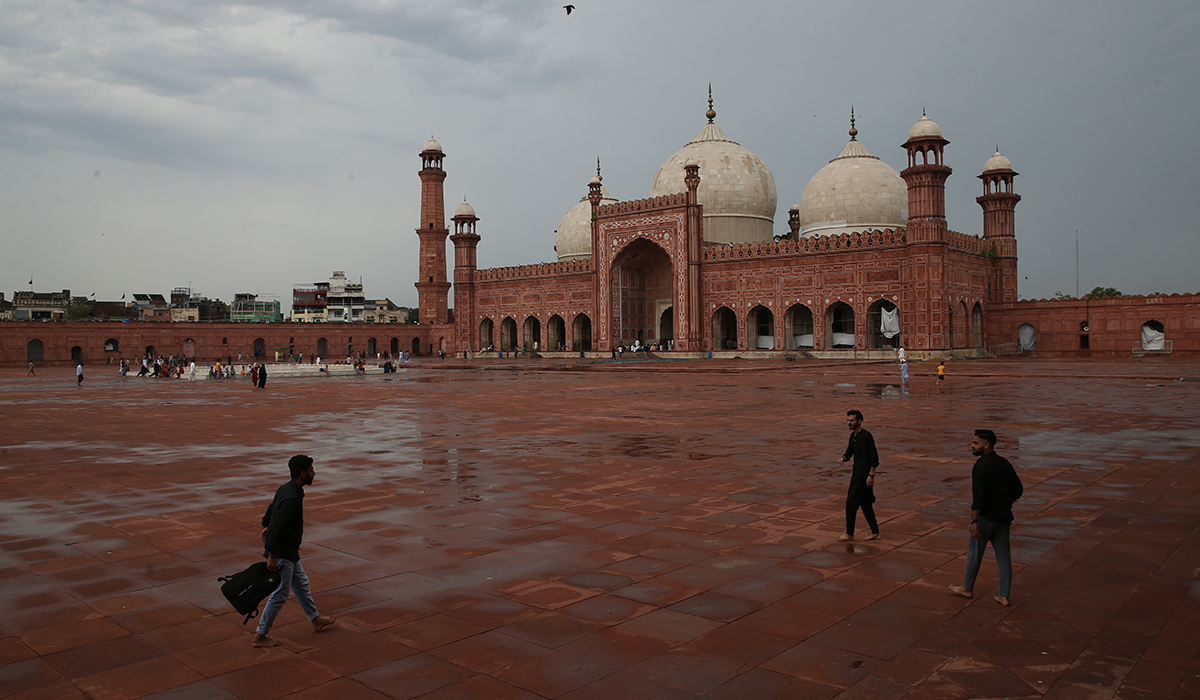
[1075,231,1079,298]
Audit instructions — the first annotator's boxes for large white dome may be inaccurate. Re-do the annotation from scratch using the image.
[649,110,777,245]
[798,135,908,237]
[555,183,617,261]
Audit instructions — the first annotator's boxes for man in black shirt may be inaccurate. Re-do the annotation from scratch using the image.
[837,409,880,542]
[251,455,337,647]
[950,429,1023,607]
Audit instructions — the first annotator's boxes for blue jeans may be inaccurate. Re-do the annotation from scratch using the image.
[963,516,1012,597]
[255,558,319,636]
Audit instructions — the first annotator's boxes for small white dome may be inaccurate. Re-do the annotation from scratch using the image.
[908,115,942,140]
[983,149,1013,172]
[555,185,617,261]
[454,200,476,218]
[798,137,908,237]
[422,138,443,153]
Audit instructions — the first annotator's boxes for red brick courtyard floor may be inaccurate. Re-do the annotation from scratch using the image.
[1,357,1199,700]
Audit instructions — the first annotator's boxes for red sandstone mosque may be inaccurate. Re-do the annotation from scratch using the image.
[405,96,1194,359]
[2,97,1196,366]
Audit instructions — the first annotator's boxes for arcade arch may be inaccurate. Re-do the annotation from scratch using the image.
[748,305,775,349]
[523,316,541,352]
[785,304,814,349]
[659,307,674,345]
[479,318,494,350]
[547,315,566,351]
[866,299,900,349]
[27,339,44,362]
[712,307,737,350]
[826,302,855,349]
[500,317,518,352]
[573,314,592,352]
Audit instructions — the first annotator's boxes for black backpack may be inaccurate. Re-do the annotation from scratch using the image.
[218,562,281,625]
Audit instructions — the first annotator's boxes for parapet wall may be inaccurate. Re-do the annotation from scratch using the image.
[987,293,1200,355]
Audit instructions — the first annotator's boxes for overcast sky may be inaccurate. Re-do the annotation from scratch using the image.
[2,0,1197,311]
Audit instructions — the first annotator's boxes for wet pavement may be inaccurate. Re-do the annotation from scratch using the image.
[1,357,1199,699]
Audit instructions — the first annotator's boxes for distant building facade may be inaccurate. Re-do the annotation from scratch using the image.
[230,293,283,323]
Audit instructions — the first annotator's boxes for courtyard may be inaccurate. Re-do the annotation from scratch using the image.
[1,357,1198,699]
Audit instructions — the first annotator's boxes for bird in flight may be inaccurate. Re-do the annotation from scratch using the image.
[564,5,575,15]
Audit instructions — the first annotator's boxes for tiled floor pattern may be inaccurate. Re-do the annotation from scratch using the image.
[1,358,1198,699]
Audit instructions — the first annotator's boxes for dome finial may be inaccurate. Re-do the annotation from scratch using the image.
[849,105,858,141]
[596,157,602,182]
[706,83,716,123]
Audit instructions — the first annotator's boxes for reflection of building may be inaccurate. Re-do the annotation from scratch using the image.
[230,293,283,323]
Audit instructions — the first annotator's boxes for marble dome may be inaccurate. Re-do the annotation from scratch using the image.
[554,183,617,261]
[649,104,777,245]
[453,200,476,218]
[422,137,442,152]
[907,115,942,140]
[798,134,908,237]
[983,149,1013,172]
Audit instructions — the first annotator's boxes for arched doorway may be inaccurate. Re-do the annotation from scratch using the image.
[253,337,265,357]
[27,339,44,362]
[826,302,855,349]
[145,345,157,358]
[612,238,672,346]
[712,307,737,350]
[500,317,518,352]
[785,304,814,349]
[104,338,119,352]
[480,318,494,350]
[182,338,196,359]
[971,303,984,348]
[866,299,900,349]
[748,305,774,349]
[659,307,674,346]
[547,315,566,352]
[71,346,83,361]
[1141,319,1166,351]
[439,337,447,354]
[1017,323,1036,352]
[390,337,399,356]
[523,316,541,352]
[367,337,377,356]
[411,337,421,355]
[573,314,592,352]
[317,337,328,358]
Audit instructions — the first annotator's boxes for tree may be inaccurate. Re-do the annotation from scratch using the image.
[1084,286,1123,299]
[406,308,419,323]
[66,302,93,319]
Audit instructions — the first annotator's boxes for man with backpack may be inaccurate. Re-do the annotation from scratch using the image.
[950,429,1024,607]
[251,455,337,647]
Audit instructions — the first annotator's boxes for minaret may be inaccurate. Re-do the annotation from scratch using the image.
[901,111,952,243]
[978,148,1021,302]
[451,199,480,352]
[415,137,451,325]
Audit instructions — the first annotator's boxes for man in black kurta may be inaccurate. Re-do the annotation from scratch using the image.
[838,409,880,541]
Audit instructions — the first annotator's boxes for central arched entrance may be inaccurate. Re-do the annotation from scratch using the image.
[612,238,672,347]
[785,304,814,349]
[659,307,674,347]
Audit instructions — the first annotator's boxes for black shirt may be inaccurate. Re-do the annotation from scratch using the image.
[971,451,1023,524]
[262,480,304,562]
[843,428,879,480]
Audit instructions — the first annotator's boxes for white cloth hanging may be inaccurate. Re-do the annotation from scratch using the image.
[1141,324,1165,350]
[880,308,900,339]
[1017,324,1036,351]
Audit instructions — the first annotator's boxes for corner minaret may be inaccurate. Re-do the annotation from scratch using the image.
[416,137,451,325]
[901,112,952,243]
[451,199,480,353]
[978,148,1021,302]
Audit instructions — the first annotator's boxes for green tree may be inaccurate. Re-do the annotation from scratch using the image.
[1084,286,1123,298]
[66,302,93,319]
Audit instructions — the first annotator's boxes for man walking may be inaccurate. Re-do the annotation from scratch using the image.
[76,363,84,386]
[950,429,1023,606]
[837,409,880,541]
[252,455,336,647]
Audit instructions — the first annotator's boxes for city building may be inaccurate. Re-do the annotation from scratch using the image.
[364,299,407,324]
[325,271,365,323]
[11,289,72,320]
[230,293,283,323]
[292,283,329,323]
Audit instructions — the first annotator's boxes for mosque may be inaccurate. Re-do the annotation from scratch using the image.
[2,95,1194,367]
[412,94,1024,357]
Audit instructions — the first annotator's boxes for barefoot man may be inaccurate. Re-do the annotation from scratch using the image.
[950,429,1024,606]
[837,409,881,542]
[252,455,337,647]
